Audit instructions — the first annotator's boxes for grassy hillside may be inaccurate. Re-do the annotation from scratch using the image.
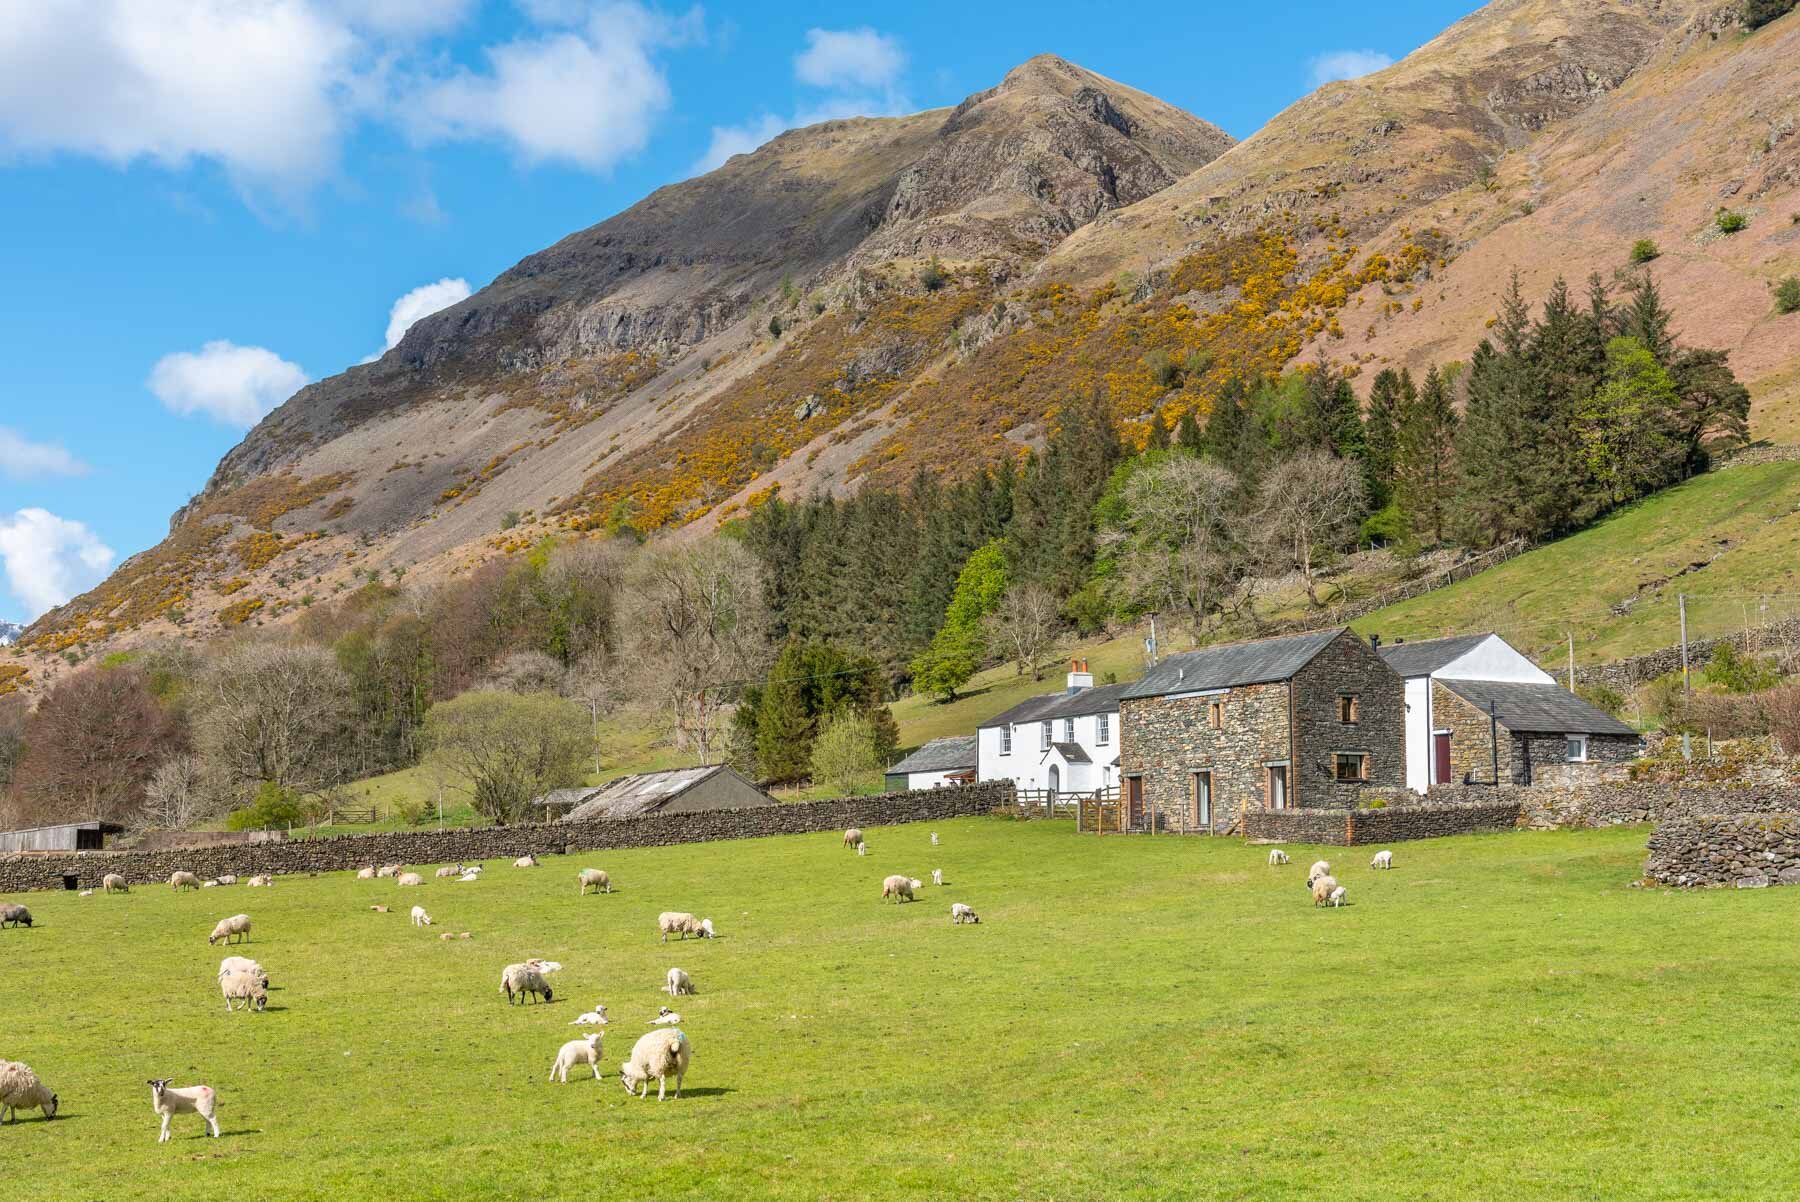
[1353,460,1800,667]
[8,820,1800,1199]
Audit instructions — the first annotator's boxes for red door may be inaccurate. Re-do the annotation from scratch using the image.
[1126,777,1145,829]
[1433,732,1452,784]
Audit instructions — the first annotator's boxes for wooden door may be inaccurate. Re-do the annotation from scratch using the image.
[1125,776,1145,829]
[1433,732,1452,784]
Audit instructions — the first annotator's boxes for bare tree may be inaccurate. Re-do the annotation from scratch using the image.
[141,753,211,830]
[480,650,568,696]
[193,642,354,803]
[621,540,770,763]
[1112,456,1245,638]
[982,584,1063,680]
[423,690,591,824]
[1253,451,1367,607]
[10,664,183,826]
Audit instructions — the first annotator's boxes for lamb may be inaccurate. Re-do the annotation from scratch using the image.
[1370,850,1394,870]
[931,832,939,846]
[146,1079,219,1142]
[218,956,268,990]
[843,828,863,849]
[411,905,433,927]
[664,968,695,997]
[649,1007,681,1026]
[620,1028,691,1100]
[548,1033,603,1083]
[79,889,94,897]
[201,880,220,888]
[931,869,943,886]
[207,914,252,946]
[1,904,34,928]
[435,865,464,879]
[658,912,715,942]
[881,875,915,904]
[246,875,273,888]
[571,1003,609,1027]
[1268,849,1290,866]
[1311,875,1340,907]
[216,875,238,886]
[356,866,377,880]
[1306,860,1331,886]
[169,871,201,891]
[501,962,555,1005]
[950,903,980,925]
[513,854,539,869]
[220,968,268,1012]
[1329,885,1348,908]
[0,1060,58,1123]
[457,872,481,882]
[396,872,424,887]
[856,844,867,857]
[577,868,611,896]
[376,864,404,878]
[369,905,390,913]
[438,931,473,941]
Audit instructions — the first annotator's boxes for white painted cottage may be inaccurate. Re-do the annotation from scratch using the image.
[976,660,1132,796]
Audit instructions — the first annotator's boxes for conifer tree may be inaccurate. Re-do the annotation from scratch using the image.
[1364,368,1411,509]
[1395,365,1458,546]
[1174,407,1204,454]
[1145,408,1171,451]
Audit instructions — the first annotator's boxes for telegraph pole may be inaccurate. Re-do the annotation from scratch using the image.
[1678,593,1690,693]
[1566,631,1575,693]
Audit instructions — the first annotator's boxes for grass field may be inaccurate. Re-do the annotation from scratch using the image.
[6,819,1800,1199]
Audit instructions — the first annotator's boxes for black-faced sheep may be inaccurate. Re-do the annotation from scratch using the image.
[501,962,555,1005]
[0,1060,57,1123]
[220,969,268,1012]
[950,903,980,925]
[620,1028,690,1100]
[658,912,714,942]
[1306,860,1331,886]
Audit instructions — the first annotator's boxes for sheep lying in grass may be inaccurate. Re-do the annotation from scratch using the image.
[514,854,539,869]
[881,875,915,904]
[571,1003,609,1027]
[411,905,433,927]
[658,912,714,942]
[217,875,238,886]
[501,961,557,1005]
[218,956,268,990]
[377,864,404,878]
[146,1080,218,1142]
[1268,849,1290,866]
[396,872,424,888]
[435,865,464,879]
[208,914,251,946]
[356,866,377,880]
[220,969,268,1012]
[0,1060,58,1123]
[1,904,32,929]
[649,1007,681,1026]
[549,1033,603,1083]
[578,869,611,896]
[932,869,943,886]
[369,905,389,913]
[1329,885,1348,908]
[201,880,220,889]
[1306,861,1331,886]
[79,889,94,897]
[665,968,695,997]
[246,875,273,888]
[1311,875,1340,907]
[1370,850,1394,870]
[170,872,201,891]
[843,828,863,849]
[457,872,480,883]
[621,1029,690,1100]
[950,903,980,925]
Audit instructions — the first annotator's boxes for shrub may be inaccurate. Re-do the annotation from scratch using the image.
[1716,209,1748,234]
[226,782,307,831]
[1706,642,1780,693]
[1144,349,1180,389]
[1763,685,1800,755]
[501,511,522,530]
[810,712,880,795]
[1743,0,1797,29]
[1359,501,1408,548]
[919,258,947,292]
[1630,239,1660,264]
[1577,682,1627,717]
[768,316,783,338]
[1776,276,1800,315]
[391,793,432,826]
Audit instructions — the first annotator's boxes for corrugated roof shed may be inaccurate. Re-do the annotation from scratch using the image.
[977,682,1134,730]
[1377,633,1492,678]
[888,736,978,776]
[561,765,774,821]
[1438,679,1639,736]
[1120,629,1344,700]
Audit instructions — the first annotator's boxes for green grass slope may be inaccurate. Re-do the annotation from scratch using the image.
[6,820,1800,1199]
[1354,460,1800,667]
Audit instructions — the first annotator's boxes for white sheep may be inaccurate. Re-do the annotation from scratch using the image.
[658,912,714,942]
[207,914,252,946]
[548,1033,603,1083]
[169,871,201,891]
[457,872,480,883]
[217,875,238,886]
[396,872,424,888]
[246,875,274,888]
[570,1003,609,1027]
[1370,850,1394,870]
[1329,885,1348,908]
[1306,860,1331,886]
[856,844,867,857]
[103,873,129,894]
[578,868,611,896]
[0,904,32,928]
[620,1028,690,1100]
[79,889,94,898]
[950,903,980,925]
[931,869,943,886]
[514,854,539,869]
[1311,875,1340,907]
[501,962,555,1005]
[0,1060,58,1123]
[146,1079,218,1142]
[377,864,404,878]
[356,866,377,880]
[411,905,433,927]
[217,956,268,989]
[931,832,939,846]
[665,968,695,997]
[201,880,220,889]
[649,1007,681,1026]
[220,968,268,1012]
[881,875,915,904]
[843,828,863,849]
[1268,849,1290,866]
[435,865,464,879]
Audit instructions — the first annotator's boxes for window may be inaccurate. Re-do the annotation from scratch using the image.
[1332,753,1370,782]
[1565,735,1588,763]
[1337,694,1359,723]
[999,726,1012,756]
[1097,712,1111,745]
[1208,700,1224,730]
[1191,771,1212,829]
[1063,717,1075,742]
[1040,721,1052,751]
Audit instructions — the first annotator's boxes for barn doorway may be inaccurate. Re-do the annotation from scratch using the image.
[62,874,79,891]
[1125,775,1145,830]
[1433,731,1452,785]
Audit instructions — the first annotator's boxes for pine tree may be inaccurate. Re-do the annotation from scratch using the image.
[1364,368,1411,509]
[1452,339,1523,546]
[1395,365,1458,546]
[1623,272,1676,364]
[1145,408,1171,451]
[1522,276,1602,531]
[753,639,818,784]
[1174,407,1204,454]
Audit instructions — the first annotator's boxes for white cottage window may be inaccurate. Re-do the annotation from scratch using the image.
[1000,726,1012,755]
[1063,717,1075,742]
[1040,721,1052,750]
[1097,713,1111,744]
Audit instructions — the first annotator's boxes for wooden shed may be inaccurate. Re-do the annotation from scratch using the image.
[0,820,126,853]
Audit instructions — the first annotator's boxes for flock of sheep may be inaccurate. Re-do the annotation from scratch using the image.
[1268,846,1395,907]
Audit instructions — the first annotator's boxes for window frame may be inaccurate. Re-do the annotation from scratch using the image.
[1332,752,1370,782]
[1063,717,1075,743]
[1337,693,1360,724]
[1207,699,1224,730]
[1040,720,1052,751]
[1565,734,1588,763]
[999,725,1012,756]
[1096,712,1111,745]
[1191,769,1213,829]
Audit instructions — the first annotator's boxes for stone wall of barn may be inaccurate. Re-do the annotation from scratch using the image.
[1120,681,1291,834]
[1291,631,1406,805]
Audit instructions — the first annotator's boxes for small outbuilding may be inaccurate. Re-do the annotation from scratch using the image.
[884,736,978,791]
[0,820,126,853]
[558,765,776,822]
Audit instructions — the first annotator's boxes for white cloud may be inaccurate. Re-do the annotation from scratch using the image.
[0,508,115,619]
[794,28,905,91]
[384,277,472,351]
[404,4,692,171]
[691,114,787,176]
[0,429,88,481]
[148,341,309,428]
[332,0,476,37]
[1308,49,1394,87]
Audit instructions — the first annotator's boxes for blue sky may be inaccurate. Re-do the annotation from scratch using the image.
[0,0,1474,623]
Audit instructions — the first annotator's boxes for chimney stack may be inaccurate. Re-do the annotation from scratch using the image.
[1066,657,1094,694]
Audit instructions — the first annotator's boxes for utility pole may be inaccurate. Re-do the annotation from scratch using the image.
[1678,593,1690,693]
[585,698,602,776]
[1145,613,1159,667]
[1566,631,1575,693]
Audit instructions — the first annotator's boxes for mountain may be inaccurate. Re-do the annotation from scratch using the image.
[21,0,1800,668]
[0,621,21,648]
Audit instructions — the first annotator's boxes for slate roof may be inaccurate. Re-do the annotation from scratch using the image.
[561,765,770,821]
[1377,633,1492,678]
[977,682,1134,730]
[888,735,978,775]
[1119,629,1345,700]
[1046,742,1091,764]
[1438,679,1639,736]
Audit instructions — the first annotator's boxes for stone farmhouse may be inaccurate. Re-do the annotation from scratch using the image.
[1117,628,1403,833]
[977,660,1131,797]
[1377,633,1640,789]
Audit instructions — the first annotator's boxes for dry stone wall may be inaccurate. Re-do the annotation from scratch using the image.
[0,782,1013,894]
[1241,799,1522,846]
[1645,813,1800,888]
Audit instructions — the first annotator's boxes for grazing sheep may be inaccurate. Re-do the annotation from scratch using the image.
[571,1003,609,1027]
[219,969,268,1013]
[146,1080,218,1142]
[1306,860,1331,886]
[217,875,238,886]
[1268,849,1290,866]
[501,962,555,1005]
[395,872,424,888]
[410,906,433,927]
[0,1061,59,1123]
[1311,875,1340,907]
[578,869,611,896]
[377,864,404,878]
[207,914,252,946]
[1370,850,1394,870]
[246,875,273,888]
[0,904,32,929]
[169,872,201,891]
[649,1007,681,1026]
[218,956,268,990]
[356,866,377,880]
[856,844,867,857]
[881,875,915,904]
[658,912,715,942]
[620,1028,690,1100]
[514,854,539,869]
[434,865,464,879]
[665,968,695,997]
[1329,885,1348,908]
[931,869,943,886]
[548,1033,603,1083]
[369,905,389,913]
[843,828,863,849]
[950,903,980,925]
